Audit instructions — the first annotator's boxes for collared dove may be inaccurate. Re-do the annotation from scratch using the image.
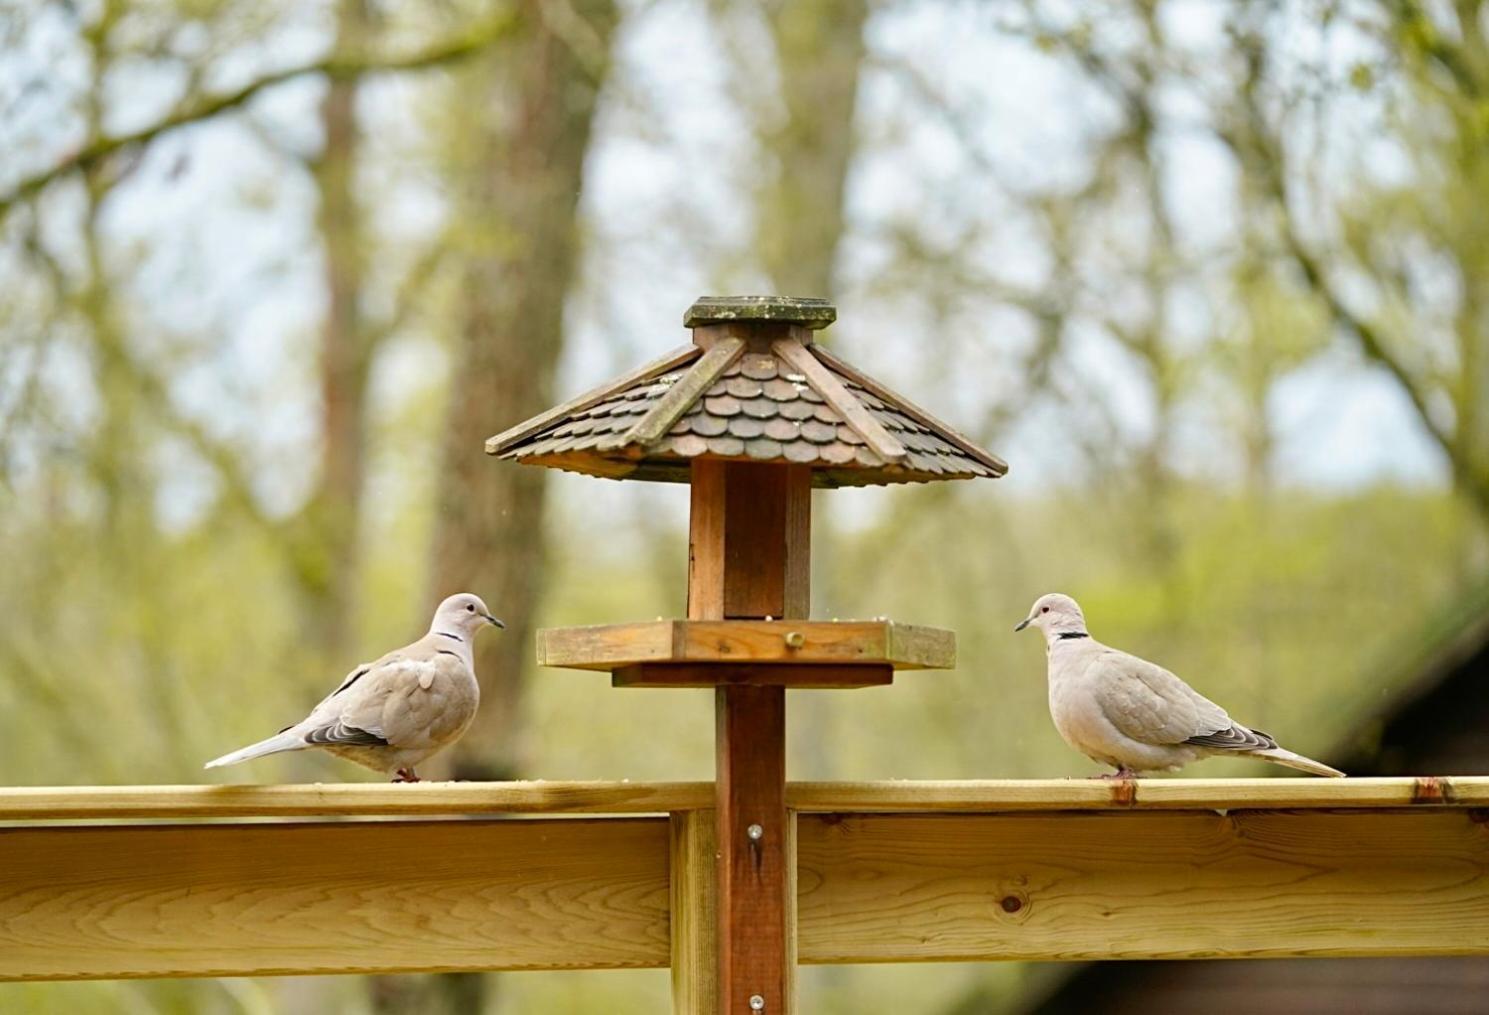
[1016,593,1343,778]
[205,593,503,782]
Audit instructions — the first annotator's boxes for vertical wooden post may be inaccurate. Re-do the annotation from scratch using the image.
[689,459,810,1015]
[671,809,718,1014]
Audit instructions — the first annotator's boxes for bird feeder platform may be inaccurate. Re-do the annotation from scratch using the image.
[537,619,956,688]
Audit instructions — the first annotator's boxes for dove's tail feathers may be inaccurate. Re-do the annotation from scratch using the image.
[204,731,305,770]
[1252,747,1345,778]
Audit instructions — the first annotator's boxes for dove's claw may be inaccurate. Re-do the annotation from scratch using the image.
[393,767,420,783]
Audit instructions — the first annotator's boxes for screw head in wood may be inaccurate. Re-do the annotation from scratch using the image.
[746,823,764,842]
[784,631,805,649]
[749,995,766,1010]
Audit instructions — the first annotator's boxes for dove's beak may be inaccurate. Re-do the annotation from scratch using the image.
[486,614,505,629]
[1014,617,1032,632]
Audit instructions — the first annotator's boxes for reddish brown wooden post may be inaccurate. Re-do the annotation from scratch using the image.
[690,459,809,1014]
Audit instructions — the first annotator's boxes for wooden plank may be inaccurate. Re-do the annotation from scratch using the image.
[0,781,712,821]
[613,663,892,689]
[772,338,907,463]
[485,343,699,454]
[618,337,746,448]
[537,622,678,671]
[717,685,789,1014]
[0,818,668,981]
[795,810,1489,963]
[782,464,812,619]
[786,776,1489,813]
[9,778,1489,823]
[723,462,800,620]
[688,459,727,621]
[810,344,1009,475]
[537,620,955,671]
[670,810,718,1015]
[676,623,920,666]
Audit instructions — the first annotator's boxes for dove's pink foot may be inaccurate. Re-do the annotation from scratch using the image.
[393,767,420,783]
[1095,767,1138,780]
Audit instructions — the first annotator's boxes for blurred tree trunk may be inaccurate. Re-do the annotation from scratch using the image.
[755,0,868,297]
[418,9,616,1011]
[433,0,618,778]
[303,0,372,658]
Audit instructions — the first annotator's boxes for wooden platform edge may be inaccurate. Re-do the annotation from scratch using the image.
[5,777,1489,821]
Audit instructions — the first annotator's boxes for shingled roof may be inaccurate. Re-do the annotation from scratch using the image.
[485,297,1008,488]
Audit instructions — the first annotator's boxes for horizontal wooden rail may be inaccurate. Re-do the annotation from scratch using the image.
[797,809,1489,962]
[4,777,1488,821]
[3,779,1489,980]
[0,818,669,980]
[0,781,712,821]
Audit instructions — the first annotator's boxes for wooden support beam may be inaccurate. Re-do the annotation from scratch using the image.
[795,810,1489,963]
[670,810,718,1014]
[0,818,669,981]
[690,459,810,1014]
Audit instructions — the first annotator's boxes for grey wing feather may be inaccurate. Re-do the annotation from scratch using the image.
[1184,724,1278,752]
[1093,648,1232,746]
[303,721,388,747]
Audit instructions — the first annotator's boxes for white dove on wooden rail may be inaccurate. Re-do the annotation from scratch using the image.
[206,593,503,782]
[1016,593,1344,779]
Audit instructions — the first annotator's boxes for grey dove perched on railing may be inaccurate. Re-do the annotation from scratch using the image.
[1016,593,1343,779]
[205,593,503,782]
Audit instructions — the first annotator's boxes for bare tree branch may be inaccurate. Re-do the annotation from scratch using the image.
[0,13,519,219]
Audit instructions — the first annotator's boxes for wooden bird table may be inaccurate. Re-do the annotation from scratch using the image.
[496,295,1006,1013]
[539,461,957,1012]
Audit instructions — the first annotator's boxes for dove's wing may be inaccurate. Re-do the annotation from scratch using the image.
[376,651,478,751]
[298,635,475,751]
[1089,647,1233,747]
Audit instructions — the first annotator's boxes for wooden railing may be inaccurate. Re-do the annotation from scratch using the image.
[4,777,1488,1008]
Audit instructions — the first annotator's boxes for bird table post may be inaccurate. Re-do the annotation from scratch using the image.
[487,296,1008,1014]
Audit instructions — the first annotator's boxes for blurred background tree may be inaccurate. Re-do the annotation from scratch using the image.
[1,0,1485,1011]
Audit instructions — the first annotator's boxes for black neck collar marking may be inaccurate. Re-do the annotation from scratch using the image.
[1057,631,1090,640]
[438,631,463,642]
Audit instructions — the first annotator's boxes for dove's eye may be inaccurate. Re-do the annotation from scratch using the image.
[1041,606,1050,613]
[466,604,476,612]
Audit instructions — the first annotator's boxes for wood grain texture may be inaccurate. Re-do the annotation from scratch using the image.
[796,810,1489,963]
[8,778,1489,823]
[717,685,790,1013]
[0,818,668,980]
[688,458,727,621]
[538,620,955,671]
[0,781,712,820]
[670,810,718,1014]
[722,461,808,620]
[613,663,892,689]
[785,776,1489,812]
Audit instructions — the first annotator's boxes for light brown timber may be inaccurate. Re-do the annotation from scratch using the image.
[0,818,668,980]
[537,620,955,671]
[670,809,719,1014]
[795,810,1489,962]
[7,778,1489,822]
